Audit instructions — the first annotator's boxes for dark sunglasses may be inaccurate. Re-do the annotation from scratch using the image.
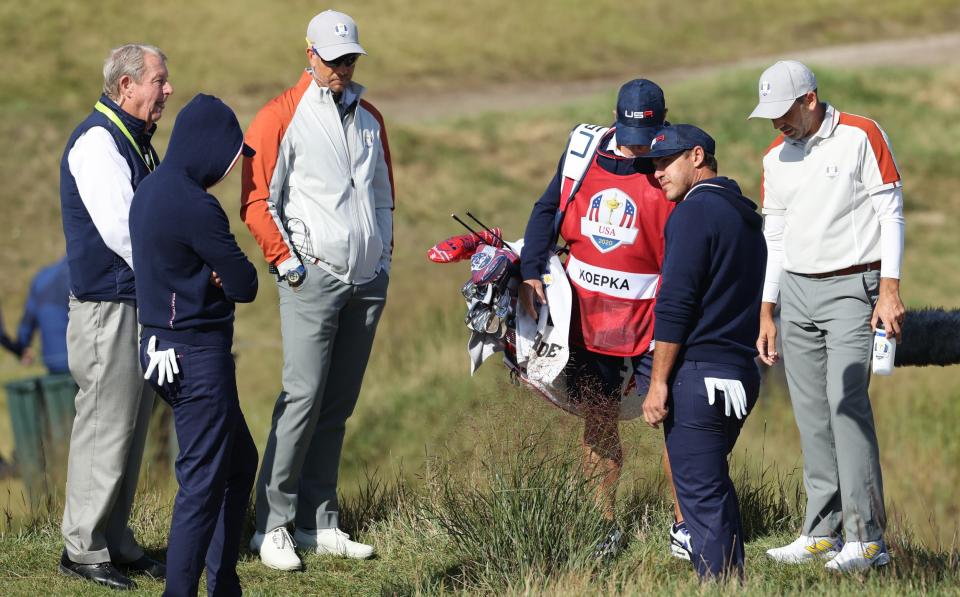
[314,50,360,68]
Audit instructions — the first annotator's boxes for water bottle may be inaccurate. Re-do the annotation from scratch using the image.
[871,324,896,376]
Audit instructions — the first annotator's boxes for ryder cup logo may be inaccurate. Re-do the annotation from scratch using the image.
[759,81,772,97]
[334,23,350,37]
[470,251,492,270]
[580,188,640,253]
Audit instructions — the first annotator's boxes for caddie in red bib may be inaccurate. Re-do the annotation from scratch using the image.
[519,79,689,560]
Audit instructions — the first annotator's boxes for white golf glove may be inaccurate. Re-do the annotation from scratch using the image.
[144,335,180,386]
[704,377,748,420]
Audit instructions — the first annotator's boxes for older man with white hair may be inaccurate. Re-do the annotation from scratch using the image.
[58,43,172,590]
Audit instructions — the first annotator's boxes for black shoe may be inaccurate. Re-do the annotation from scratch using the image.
[115,554,166,579]
[593,525,626,560]
[59,550,136,590]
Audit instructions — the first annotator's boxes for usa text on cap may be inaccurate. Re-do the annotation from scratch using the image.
[615,79,666,147]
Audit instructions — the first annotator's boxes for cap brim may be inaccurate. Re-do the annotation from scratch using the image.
[615,125,659,147]
[316,43,367,61]
[748,98,794,120]
[242,143,256,158]
[646,145,688,158]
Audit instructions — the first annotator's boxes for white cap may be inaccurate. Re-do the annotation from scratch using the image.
[748,60,817,119]
[306,10,367,60]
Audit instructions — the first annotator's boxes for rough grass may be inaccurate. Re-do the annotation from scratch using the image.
[2,431,958,595]
[2,3,960,590]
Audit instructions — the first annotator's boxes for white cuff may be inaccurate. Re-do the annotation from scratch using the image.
[277,256,302,276]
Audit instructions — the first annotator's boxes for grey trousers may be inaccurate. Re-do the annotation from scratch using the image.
[255,265,388,532]
[780,270,886,541]
[61,298,154,564]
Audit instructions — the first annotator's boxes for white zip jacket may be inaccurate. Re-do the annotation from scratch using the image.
[241,70,395,285]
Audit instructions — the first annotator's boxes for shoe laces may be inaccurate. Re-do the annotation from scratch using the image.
[271,527,297,550]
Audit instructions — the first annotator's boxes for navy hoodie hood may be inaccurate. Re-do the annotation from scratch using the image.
[130,93,258,348]
[163,94,249,189]
[690,176,763,230]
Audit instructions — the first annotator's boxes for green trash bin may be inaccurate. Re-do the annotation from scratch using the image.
[38,373,78,475]
[5,377,47,499]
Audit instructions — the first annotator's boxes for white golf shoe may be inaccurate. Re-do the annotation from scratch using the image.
[669,522,692,561]
[251,527,303,571]
[824,540,890,572]
[294,527,375,559]
[766,534,843,563]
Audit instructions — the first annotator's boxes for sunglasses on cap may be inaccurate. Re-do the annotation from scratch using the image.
[311,49,360,68]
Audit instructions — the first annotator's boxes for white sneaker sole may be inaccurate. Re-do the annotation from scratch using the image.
[670,543,691,561]
[259,558,303,571]
[766,549,840,564]
[826,552,890,572]
[313,544,374,559]
[294,533,375,560]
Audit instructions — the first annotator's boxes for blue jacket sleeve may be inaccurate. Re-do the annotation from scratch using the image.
[15,277,40,352]
[520,155,564,280]
[654,201,714,344]
[190,195,259,304]
[0,306,20,356]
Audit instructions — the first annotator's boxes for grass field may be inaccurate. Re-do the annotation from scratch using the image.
[1,0,960,593]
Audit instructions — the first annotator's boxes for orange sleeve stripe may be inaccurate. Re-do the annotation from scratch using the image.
[760,134,785,206]
[240,72,312,266]
[360,98,396,256]
[360,99,395,207]
[838,112,901,185]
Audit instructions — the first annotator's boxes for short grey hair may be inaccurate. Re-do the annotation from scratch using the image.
[102,44,167,101]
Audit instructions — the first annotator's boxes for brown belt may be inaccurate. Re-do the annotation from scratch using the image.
[794,260,881,279]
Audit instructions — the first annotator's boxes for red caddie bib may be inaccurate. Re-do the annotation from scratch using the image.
[559,154,673,356]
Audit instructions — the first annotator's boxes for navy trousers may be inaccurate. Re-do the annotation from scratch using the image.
[664,360,760,580]
[141,340,258,597]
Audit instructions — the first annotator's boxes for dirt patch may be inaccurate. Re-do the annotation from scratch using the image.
[373,33,960,124]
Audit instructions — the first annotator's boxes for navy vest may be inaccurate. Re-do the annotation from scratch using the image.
[59,95,159,301]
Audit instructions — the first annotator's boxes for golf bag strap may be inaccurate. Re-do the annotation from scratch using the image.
[551,124,609,246]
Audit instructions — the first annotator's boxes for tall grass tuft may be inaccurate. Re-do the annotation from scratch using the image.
[337,466,408,538]
[733,455,803,542]
[423,431,610,589]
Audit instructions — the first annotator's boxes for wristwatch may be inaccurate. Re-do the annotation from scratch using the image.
[285,265,307,288]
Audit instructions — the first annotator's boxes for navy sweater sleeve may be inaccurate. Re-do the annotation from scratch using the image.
[654,200,713,344]
[520,156,563,280]
[188,195,259,304]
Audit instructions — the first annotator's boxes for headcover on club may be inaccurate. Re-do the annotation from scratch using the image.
[427,228,503,263]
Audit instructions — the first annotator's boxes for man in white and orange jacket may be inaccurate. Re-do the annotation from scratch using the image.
[240,10,394,571]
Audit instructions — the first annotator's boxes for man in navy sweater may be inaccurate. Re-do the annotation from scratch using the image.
[130,94,258,597]
[641,125,767,579]
[59,44,171,590]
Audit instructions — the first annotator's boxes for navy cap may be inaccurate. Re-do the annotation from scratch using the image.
[242,143,256,158]
[615,79,666,146]
[647,124,716,157]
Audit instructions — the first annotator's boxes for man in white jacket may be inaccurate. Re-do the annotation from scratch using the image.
[240,10,395,570]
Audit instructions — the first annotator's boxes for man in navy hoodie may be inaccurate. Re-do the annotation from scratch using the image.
[130,94,259,597]
[641,125,767,579]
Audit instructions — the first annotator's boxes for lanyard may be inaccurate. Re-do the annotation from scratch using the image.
[94,101,156,171]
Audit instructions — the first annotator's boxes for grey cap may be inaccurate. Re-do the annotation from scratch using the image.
[748,60,817,119]
[306,10,367,61]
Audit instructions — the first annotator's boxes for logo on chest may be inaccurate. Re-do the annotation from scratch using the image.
[580,188,639,253]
